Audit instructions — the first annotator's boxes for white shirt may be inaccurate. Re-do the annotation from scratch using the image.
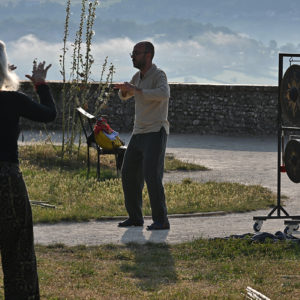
[119,64,170,134]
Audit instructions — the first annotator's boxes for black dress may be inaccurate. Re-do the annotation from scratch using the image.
[0,84,56,300]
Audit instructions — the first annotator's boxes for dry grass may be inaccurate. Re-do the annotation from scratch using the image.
[1,240,299,299]
[164,153,209,171]
[0,145,294,299]
[17,145,278,223]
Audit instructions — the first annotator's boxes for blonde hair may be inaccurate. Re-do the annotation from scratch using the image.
[0,40,19,91]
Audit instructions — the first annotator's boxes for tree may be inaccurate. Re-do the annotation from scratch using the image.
[60,0,115,159]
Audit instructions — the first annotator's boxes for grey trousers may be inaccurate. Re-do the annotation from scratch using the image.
[121,127,168,224]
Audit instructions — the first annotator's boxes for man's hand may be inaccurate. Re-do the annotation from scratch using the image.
[114,82,141,97]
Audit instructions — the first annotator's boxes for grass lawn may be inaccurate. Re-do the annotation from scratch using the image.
[1,239,299,299]
[0,145,293,299]
[18,144,278,223]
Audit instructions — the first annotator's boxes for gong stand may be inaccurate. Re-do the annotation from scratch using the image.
[253,53,300,232]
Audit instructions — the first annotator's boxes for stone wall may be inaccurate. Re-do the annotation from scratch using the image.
[19,81,278,135]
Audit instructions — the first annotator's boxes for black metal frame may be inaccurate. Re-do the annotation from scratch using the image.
[76,107,126,181]
[253,53,300,223]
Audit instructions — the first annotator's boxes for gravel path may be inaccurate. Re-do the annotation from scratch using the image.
[22,133,300,245]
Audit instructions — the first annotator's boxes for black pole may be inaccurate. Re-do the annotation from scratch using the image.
[277,54,283,216]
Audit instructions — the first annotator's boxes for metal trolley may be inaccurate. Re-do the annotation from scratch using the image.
[253,53,300,234]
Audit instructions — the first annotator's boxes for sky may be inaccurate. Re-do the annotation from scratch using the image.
[1,0,300,85]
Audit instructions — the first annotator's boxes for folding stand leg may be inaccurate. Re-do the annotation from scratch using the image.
[115,153,120,177]
[116,149,126,177]
[96,149,100,181]
[87,145,90,179]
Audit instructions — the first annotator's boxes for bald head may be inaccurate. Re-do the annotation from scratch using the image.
[135,41,155,60]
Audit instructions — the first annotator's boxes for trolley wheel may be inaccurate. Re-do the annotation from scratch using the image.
[284,226,291,234]
[253,221,263,232]
[284,224,299,234]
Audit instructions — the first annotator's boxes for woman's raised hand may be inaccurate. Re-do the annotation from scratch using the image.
[25,60,51,84]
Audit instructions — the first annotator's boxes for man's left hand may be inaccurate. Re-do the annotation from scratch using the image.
[114,82,141,94]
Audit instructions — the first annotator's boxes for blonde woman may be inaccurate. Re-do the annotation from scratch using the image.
[0,40,56,299]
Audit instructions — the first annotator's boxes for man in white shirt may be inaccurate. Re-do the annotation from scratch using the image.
[114,41,170,230]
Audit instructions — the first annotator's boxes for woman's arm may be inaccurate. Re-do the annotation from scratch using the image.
[19,61,56,122]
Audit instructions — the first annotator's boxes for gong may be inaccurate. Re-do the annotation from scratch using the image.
[285,139,300,183]
[280,64,300,126]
